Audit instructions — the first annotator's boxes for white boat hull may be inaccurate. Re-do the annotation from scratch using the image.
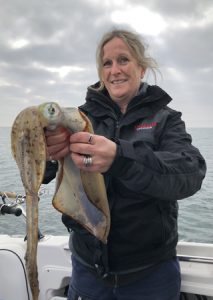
[177,241,213,299]
[0,235,71,300]
[0,235,213,300]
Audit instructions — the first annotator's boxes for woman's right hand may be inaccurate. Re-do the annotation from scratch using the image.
[45,127,70,160]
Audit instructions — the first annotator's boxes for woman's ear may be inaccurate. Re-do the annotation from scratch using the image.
[141,68,146,79]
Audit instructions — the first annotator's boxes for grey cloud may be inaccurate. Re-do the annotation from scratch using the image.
[127,0,213,18]
[0,0,212,127]
[0,0,113,67]
[155,24,213,70]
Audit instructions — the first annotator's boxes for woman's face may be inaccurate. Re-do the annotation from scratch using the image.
[101,37,145,112]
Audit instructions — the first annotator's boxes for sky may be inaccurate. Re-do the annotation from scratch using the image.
[0,0,212,128]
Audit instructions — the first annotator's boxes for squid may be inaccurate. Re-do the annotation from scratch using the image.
[11,102,110,300]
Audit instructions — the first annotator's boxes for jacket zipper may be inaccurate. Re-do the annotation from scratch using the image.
[114,114,122,139]
[158,204,166,242]
[114,274,118,288]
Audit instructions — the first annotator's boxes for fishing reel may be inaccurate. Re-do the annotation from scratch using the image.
[0,191,44,239]
[0,191,24,217]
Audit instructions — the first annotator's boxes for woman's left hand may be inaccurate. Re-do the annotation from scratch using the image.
[69,132,117,173]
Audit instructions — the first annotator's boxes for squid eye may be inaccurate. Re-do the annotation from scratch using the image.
[48,104,56,115]
[45,103,60,118]
[40,102,61,122]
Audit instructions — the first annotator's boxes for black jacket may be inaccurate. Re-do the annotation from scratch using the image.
[46,83,206,277]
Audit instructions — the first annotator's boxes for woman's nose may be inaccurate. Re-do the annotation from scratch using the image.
[110,62,121,74]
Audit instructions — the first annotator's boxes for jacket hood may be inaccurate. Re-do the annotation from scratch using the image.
[80,81,172,118]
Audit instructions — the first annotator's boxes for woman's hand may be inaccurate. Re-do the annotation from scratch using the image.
[70,132,117,173]
[45,127,70,160]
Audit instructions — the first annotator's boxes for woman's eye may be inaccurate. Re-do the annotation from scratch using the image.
[103,60,112,67]
[118,56,129,64]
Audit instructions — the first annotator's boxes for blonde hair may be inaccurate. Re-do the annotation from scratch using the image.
[96,29,158,89]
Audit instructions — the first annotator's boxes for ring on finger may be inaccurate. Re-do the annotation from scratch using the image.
[83,155,93,167]
[88,134,93,144]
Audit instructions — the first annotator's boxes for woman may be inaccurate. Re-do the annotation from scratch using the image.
[45,29,206,300]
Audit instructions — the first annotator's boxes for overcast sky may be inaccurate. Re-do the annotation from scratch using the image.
[0,0,212,128]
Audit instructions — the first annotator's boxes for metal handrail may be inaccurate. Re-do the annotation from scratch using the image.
[178,254,213,264]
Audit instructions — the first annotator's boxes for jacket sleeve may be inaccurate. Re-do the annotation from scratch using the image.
[106,111,206,201]
[42,161,58,184]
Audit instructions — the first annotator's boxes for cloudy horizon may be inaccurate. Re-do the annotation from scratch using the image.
[0,0,212,127]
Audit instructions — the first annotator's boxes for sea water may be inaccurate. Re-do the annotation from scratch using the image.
[0,127,212,243]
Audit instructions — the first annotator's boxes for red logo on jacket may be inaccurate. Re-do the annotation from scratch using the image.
[135,122,157,130]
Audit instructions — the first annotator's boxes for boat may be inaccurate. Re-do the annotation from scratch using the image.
[177,242,213,300]
[0,192,213,300]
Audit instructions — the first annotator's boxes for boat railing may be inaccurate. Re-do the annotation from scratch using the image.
[178,254,213,264]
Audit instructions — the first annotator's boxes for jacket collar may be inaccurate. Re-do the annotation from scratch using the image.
[80,82,172,120]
